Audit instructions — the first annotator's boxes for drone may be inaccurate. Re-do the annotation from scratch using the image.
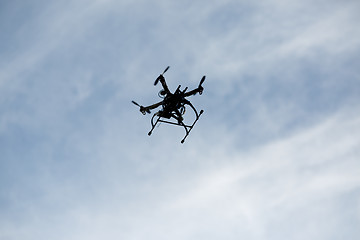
[132,66,205,143]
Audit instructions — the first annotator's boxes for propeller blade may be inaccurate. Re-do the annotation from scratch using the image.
[154,76,160,86]
[199,75,205,86]
[163,66,170,74]
[154,66,170,86]
[198,76,205,95]
[132,101,140,107]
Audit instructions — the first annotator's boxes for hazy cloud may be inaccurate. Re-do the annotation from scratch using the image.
[1,0,359,239]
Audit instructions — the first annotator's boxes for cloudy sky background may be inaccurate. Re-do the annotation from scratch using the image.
[1,0,360,239]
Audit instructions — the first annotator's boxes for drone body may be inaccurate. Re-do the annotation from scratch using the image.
[132,66,205,143]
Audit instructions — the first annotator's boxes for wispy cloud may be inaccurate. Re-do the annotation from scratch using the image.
[1,0,360,239]
[2,109,358,240]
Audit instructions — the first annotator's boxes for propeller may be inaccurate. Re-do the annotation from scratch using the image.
[199,75,205,86]
[198,75,205,95]
[154,66,170,86]
[131,100,141,107]
[163,66,170,74]
[132,101,149,115]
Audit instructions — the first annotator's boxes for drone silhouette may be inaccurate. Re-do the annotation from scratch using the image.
[132,66,205,143]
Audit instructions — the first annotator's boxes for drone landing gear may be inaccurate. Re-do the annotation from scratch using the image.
[148,109,204,144]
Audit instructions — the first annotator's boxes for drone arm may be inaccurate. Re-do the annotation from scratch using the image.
[184,76,205,97]
[158,75,171,95]
[143,100,164,111]
[184,87,202,97]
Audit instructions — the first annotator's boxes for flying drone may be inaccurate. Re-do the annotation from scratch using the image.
[132,66,205,143]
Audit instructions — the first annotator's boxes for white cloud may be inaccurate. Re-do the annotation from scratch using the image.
[2,109,358,240]
[1,0,360,239]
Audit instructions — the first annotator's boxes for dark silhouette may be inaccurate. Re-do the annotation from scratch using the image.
[132,66,205,143]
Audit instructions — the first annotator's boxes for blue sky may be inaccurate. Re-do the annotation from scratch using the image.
[1,0,360,239]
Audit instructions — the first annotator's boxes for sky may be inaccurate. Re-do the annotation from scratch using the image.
[1,0,360,239]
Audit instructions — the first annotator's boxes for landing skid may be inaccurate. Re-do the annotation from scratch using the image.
[148,109,204,144]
